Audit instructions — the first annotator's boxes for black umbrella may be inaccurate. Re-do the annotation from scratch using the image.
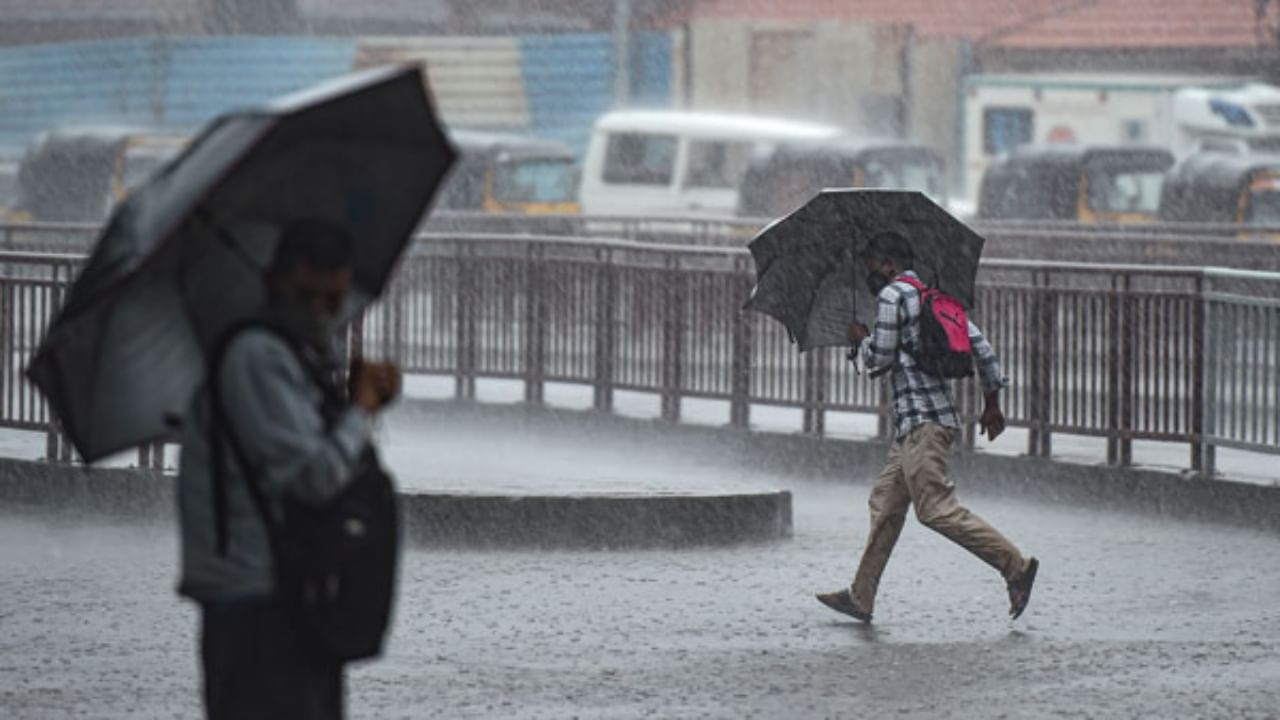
[743,188,985,351]
[27,65,457,462]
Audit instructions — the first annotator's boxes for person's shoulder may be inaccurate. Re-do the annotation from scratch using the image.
[220,326,298,373]
[877,278,916,303]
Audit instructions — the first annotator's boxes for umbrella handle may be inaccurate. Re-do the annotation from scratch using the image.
[845,339,867,375]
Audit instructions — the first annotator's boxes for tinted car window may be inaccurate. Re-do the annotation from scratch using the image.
[603,132,677,186]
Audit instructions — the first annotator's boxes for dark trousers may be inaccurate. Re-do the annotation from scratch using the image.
[200,597,344,720]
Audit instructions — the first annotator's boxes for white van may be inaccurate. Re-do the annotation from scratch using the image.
[579,110,842,216]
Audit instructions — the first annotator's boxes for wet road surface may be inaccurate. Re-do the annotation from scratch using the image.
[3,469,1279,718]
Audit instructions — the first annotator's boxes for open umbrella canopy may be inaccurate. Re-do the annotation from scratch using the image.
[27,64,457,462]
[743,189,985,351]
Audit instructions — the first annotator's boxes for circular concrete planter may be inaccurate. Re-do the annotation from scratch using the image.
[400,489,793,549]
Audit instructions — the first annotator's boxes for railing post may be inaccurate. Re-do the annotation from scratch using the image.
[660,259,684,423]
[1190,273,1206,474]
[593,249,617,413]
[1118,274,1135,466]
[136,441,165,471]
[1106,276,1121,465]
[811,350,828,436]
[454,250,476,401]
[801,351,816,434]
[1027,271,1052,458]
[1038,288,1056,457]
[729,275,753,429]
[524,245,546,406]
[1198,276,1218,476]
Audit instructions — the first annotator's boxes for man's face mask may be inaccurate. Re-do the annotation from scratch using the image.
[865,258,895,297]
[271,266,352,350]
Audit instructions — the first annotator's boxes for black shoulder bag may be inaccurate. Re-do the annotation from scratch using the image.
[208,320,401,663]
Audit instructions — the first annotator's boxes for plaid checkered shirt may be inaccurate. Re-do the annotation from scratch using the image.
[861,271,1007,438]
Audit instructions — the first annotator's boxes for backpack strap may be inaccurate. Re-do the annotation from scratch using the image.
[208,320,280,557]
[895,275,927,293]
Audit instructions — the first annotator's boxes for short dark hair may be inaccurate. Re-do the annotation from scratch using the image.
[269,219,354,275]
[867,230,914,268]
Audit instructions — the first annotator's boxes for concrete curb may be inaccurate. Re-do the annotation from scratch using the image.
[400,491,793,549]
[0,455,793,550]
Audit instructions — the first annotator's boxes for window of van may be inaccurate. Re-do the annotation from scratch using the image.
[685,140,753,188]
[603,133,677,185]
[983,107,1033,156]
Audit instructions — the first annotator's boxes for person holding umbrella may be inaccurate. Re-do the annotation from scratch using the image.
[815,230,1038,624]
[26,66,458,719]
[179,220,399,719]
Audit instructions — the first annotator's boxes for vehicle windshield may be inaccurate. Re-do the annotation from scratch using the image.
[1245,173,1280,226]
[861,156,945,202]
[1084,161,1167,214]
[493,157,576,204]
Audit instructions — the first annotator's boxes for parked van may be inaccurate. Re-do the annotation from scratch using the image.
[13,128,188,222]
[1158,151,1280,229]
[737,138,946,218]
[437,130,580,215]
[579,110,842,216]
[977,144,1174,223]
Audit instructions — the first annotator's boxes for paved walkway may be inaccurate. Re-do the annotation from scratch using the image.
[2,408,1278,718]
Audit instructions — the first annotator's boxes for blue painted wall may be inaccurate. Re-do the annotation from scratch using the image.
[0,32,674,157]
[520,31,674,157]
[0,36,355,149]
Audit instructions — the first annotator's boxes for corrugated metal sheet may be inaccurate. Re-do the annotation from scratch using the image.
[0,38,167,147]
[161,36,354,125]
[354,36,529,130]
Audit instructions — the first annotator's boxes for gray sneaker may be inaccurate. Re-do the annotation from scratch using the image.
[816,589,872,623]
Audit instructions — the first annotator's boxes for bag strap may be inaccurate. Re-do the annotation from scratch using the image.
[208,319,341,557]
[895,275,927,294]
[208,320,281,556]
[208,319,353,556]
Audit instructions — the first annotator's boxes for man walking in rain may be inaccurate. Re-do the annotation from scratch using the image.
[176,220,401,719]
[816,231,1038,623]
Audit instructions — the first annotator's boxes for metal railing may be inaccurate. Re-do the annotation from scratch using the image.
[7,216,1280,271]
[1,233,1276,477]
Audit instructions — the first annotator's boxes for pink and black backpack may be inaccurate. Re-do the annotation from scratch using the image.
[896,276,974,379]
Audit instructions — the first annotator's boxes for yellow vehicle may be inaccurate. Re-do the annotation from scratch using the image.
[12,128,188,223]
[1158,152,1280,231]
[437,130,579,215]
[977,145,1174,223]
[736,138,947,218]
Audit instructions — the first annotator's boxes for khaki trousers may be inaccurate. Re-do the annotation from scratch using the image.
[850,423,1025,613]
